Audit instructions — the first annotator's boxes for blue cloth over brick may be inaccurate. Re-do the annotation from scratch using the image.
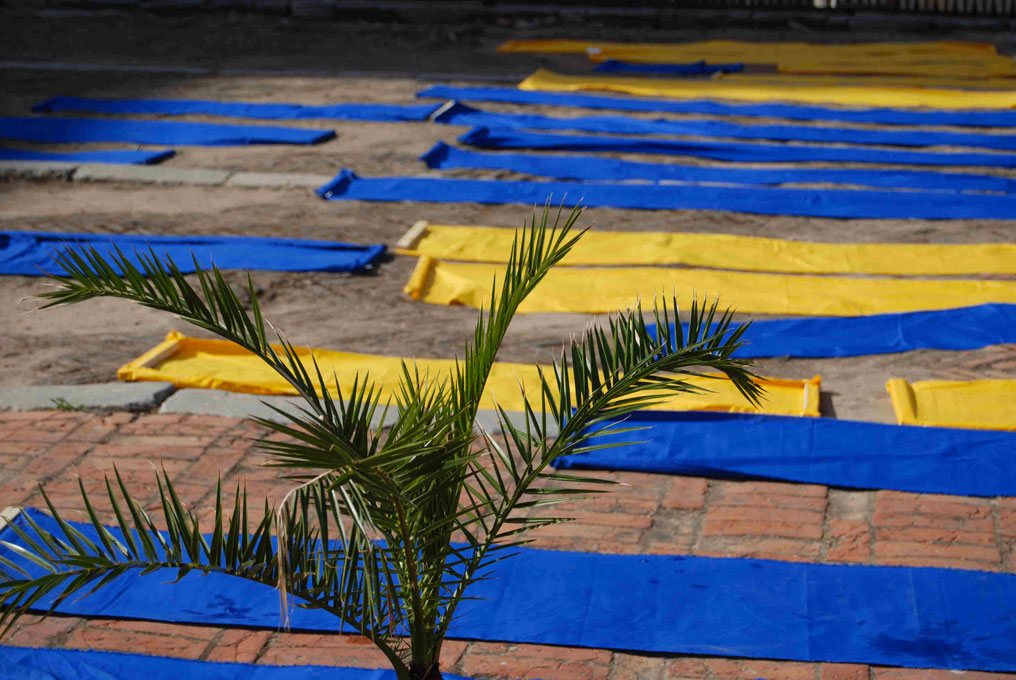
[418,84,1016,127]
[0,147,174,164]
[435,102,1016,151]
[33,95,441,122]
[0,231,386,276]
[421,143,1016,194]
[460,126,1016,168]
[656,304,1016,359]
[316,169,1016,219]
[594,59,744,75]
[558,410,1016,497]
[0,647,474,680]
[0,117,334,146]
[2,509,1015,671]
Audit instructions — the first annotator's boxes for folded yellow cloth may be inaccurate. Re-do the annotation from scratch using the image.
[887,378,1016,430]
[398,224,1016,276]
[120,332,820,416]
[405,256,1016,316]
[715,72,1016,91]
[518,69,1016,110]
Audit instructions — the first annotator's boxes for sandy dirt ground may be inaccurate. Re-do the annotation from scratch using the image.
[1,8,1015,425]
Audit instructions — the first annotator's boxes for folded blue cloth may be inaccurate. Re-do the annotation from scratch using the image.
[34,95,441,122]
[659,305,1016,358]
[0,117,334,146]
[559,410,1016,497]
[418,84,1016,127]
[435,102,1016,151]
[0,230,386,276]
[317,169,1016,219]
[421,143,1016,194]
[594,59,744,75]
[3,508,1015,671]
[0,147,174,164]
[460,125,1016,168]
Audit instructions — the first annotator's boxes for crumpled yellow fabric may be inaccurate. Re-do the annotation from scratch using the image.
[398,224,1016,276]
[887,378,1016,431]
[518,69,1016,110]
[119,332,820,416]
[404,256,1016,316]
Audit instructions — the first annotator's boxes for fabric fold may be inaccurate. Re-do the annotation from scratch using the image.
[403,256,1016,316]
[0,231,387,276]
[119,332,817,416]
[887,378,1016,431]
[33,95,441,122]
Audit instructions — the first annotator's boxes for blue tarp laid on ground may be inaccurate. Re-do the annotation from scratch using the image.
[0,147,174,164]
[0,117,334,146]
[0,647,473,680]
[435,102,1016,151]
[417,84,1016,127]
[316,169,1016,219]
[460,126,1016,168]
[33,95,442,122]
[421,143,1016,194]
[0,231,386,276]
[2,509,1015,671]
[558,410,1016,497]
[594,59,744,74]
[657,304,1016,359]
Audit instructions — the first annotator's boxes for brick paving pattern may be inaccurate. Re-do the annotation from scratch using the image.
[1,410,1013,679]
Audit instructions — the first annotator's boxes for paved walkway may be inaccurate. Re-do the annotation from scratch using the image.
[2,409,1012,680]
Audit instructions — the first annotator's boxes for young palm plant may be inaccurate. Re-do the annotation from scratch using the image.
[0,206,761,680]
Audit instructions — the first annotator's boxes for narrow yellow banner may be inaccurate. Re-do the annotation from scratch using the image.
[887,378,1016,431]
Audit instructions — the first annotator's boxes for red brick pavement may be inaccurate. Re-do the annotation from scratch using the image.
[1,410,1013,680]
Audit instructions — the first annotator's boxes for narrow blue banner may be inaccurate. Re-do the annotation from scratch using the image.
[418,84,1016,127]
[594,59,744,75]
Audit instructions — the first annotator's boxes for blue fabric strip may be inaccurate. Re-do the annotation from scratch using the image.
[435,102,1016,151]
[0,147,174,164]
[0,117,334,146]
[0,231,386,276]
[3,509,1015,670]
[656,305,1016,359]
[594,59,744,75]
[417,85,1016,128]
[33,95,441,122]
[421,143,1016,194]
[460,126,1016,168]
[316,169,1016,220]
[558,411,1016,497]
[0,646,474,680]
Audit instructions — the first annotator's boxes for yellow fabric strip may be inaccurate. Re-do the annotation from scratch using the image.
[398,224,1016,276]
[497,39,997,59]
[518,69,1016,110]
[404,256,1016,316]
[716,72,1016,91]
[774,57,1016,79]
[119,331,820,417]
[887,378,1016,431]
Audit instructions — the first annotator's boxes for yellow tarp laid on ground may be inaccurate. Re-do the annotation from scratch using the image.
[398,224,1016,276]
[518,69,1016,110]
[887,378,1016,431]
[716,72,1016,91]
[404,256,1016,316]
[497,39,998,59]
[120,331,820,416]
